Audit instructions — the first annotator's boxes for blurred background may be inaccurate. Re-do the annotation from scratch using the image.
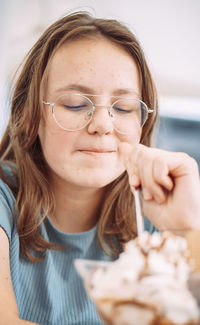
[0,0,200,166]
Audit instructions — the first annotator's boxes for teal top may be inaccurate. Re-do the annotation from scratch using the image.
[0,165,155,325]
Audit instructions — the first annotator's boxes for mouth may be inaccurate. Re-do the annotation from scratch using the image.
[79,149,116,156]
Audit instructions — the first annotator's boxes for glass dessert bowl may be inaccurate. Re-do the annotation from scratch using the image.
[75,231,200,325]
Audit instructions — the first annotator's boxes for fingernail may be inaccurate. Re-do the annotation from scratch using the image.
[143,188,153,200]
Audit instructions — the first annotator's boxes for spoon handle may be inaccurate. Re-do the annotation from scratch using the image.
[132,187,143,236]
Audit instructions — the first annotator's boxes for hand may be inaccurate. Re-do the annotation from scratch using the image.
[118,142,200,234]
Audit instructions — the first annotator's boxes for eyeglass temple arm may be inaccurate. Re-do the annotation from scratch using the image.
[43,101,52,105]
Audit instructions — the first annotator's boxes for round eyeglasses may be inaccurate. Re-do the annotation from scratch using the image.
[43,93,154,134]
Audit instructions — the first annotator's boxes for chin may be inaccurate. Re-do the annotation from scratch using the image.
[78,178,114,189]
[77,166,125,189]
[75,173,121,189]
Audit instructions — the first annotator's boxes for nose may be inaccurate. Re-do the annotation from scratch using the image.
[87,105,114,135]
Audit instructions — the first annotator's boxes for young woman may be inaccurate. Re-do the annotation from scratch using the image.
[0,11,200,325]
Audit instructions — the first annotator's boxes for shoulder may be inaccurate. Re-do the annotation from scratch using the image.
[0,163,17,241]
[0,162,18,188]
[0,162,17,207]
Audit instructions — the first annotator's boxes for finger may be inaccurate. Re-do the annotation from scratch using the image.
[118,142,141,187]
[152,157,174,191]
[136,151,167,203]
[133,145,172,203]
[167,152,199,178]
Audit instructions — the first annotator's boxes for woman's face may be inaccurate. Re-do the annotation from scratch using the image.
[38,37,141,189]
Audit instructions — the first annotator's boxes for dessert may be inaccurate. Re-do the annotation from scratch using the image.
[75,231,200,325]
[186,230,200,306]
[186,230,200,273]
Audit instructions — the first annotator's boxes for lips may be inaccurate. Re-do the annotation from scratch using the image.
[80,149,115,153]
[79,147,116,153]
[78,148,116,157]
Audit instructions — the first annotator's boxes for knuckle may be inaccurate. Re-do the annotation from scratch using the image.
[189,156,199,170]
[178,152,190,160]
[178,152,198,170]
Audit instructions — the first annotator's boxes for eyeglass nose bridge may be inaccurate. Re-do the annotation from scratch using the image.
[90,103,114,118]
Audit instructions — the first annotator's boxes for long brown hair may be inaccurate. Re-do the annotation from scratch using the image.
[0,11,158,261]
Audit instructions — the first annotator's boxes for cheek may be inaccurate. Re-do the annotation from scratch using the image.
[117,126,142,145]
[38,121,70,161]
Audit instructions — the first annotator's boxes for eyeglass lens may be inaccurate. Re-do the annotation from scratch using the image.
[52,94,148,133]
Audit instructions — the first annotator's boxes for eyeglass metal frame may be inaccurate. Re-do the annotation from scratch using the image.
[43,93,154,134]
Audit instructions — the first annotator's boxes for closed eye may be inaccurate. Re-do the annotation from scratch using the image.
[113,106,133,114]
[64,104,88,111]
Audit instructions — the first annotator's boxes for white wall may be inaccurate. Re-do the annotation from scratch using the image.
[40,0,200,98]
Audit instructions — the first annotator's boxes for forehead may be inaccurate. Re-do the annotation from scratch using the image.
[46,36,140,97]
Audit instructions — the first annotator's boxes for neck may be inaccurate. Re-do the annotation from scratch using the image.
[49,175,106,233]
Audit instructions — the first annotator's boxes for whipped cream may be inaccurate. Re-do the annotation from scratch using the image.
[89,232,199,324]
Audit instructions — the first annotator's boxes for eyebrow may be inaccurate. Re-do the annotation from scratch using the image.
[54,84,140,97]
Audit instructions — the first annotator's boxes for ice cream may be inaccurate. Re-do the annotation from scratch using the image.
[186,230,200,306]
[75,231,200,325]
